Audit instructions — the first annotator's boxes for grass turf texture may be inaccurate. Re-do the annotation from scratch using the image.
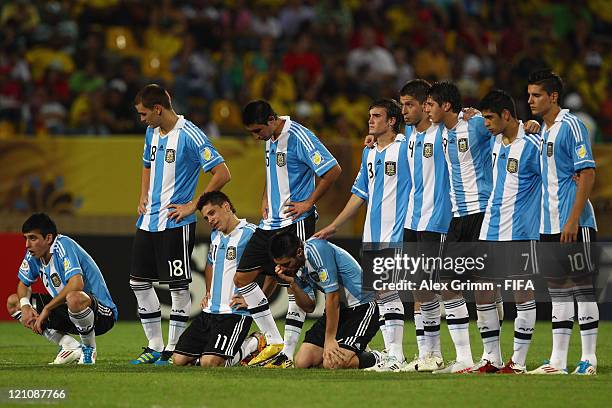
[0,321,610,408]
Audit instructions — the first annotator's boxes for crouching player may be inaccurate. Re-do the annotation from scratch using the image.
[7,213,117,365]
[172,192,266,367]
[270,231,380,369]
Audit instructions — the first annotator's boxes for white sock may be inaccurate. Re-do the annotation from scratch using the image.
[130,279,164,351]
[167,287,191,352]
[229,335,259,366]
[237,282,282,344]
[549,288,574,370]
[43,329,80,349]
[283,294,305,358]
[574,285,598,366]
[444,298,473,365]
[378,292,405,361]
[476,303,502,365]
[512,300,536,367]
[414,310,425,358]
[377,309,390,348]
[420,300,441,356]
[68,307,96,348]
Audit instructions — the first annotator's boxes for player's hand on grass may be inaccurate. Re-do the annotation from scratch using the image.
[283,200,313,220]
[230,294,248,310]
[167,201,197,222]
[313,224,337,240]
[364,135,375,148]
[200,292,211,309]
[524,120,541,134]
[138,195,148,215]
[275,265,295,285]
[560,220,579,243]
[33,307,50,334]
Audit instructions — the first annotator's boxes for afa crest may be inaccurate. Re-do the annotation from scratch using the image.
[423,143,434,158]
[226,246,237,260]
[202,147,213,161]
[384,161,397,176]
[276,152,287,167]
[311,151,323,166]
[507,158,519,173]
[458,138,469,153]
[547,142,554,157]
[50,273,62,287]
[165,149,176,163]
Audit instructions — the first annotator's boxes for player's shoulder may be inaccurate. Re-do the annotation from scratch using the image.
[305,237,331,255]
[53,234,76,254]
[289,120,321,147]
[239,221,257,237]
[560,111,588,139]
[180,119,210,145]
[523,132,542,150]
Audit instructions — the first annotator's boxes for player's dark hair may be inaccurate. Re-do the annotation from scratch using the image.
[369,98,403,133]
[528,69,564,98]
[22,213,57,239]
[134,84,172,109]
[400,79,431,103]
[242,100,277,126]
[269,231,302,260]
[197,191,236,213]
[428,81,462,113]
[478,89,517,119]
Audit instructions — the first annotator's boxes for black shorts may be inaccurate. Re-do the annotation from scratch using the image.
[31,293,115,336]
[403,229,447,284]
[303,302,379,353]
[474,240,538,280]
[174,312,253,358]
[439,213,485,279]
[237,213,315,277]
[539,227,598,281]
[131,223,195,285]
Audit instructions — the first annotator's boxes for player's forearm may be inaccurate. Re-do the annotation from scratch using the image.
[17,282,32,304]
[204,264,213,296]
[203,163,231,193]
[324,292,340,341]
[306,164,342,205]
[331,194,365,230]
[289,282,315,313]
[140,167,151,198]
[567,168,595,225]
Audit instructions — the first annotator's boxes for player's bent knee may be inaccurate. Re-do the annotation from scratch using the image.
[199,355,226,367]
[171,353,194,366]
[7,293,19,312]
[65,291,91,312]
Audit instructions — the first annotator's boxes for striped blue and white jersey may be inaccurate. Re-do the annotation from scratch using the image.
[405,123,452,233]
[540,109,597,234]
[295,238,376,308]
[137,116,224,232]
[205,219,256,315]
[442,115,493,217]
[480,123,542,241]
[351,134,411,243]
[261,116,338,230]
[18,235,118,320]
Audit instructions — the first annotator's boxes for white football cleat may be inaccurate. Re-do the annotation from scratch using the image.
[432,360,473,374]
[49,347,82,365]
[400,355,420,373]
[572,360,596,376]
[527,361,567,375]
[416,352,445,372]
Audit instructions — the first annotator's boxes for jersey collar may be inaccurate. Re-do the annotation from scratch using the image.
[48,234,63,254]
[272,115,292,143]
[157,115,185,137]
[375,133,405,151]
[221,219,247,238]
[543,109,569,133]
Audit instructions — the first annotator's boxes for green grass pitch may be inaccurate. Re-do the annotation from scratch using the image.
[0,321,610,408]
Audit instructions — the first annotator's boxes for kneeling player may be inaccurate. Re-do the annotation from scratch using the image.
[270,232,380,369]
[7,213,117,365]
[172,192,265,367]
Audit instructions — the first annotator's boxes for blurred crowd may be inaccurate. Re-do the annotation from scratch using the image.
[1,0,611,141]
